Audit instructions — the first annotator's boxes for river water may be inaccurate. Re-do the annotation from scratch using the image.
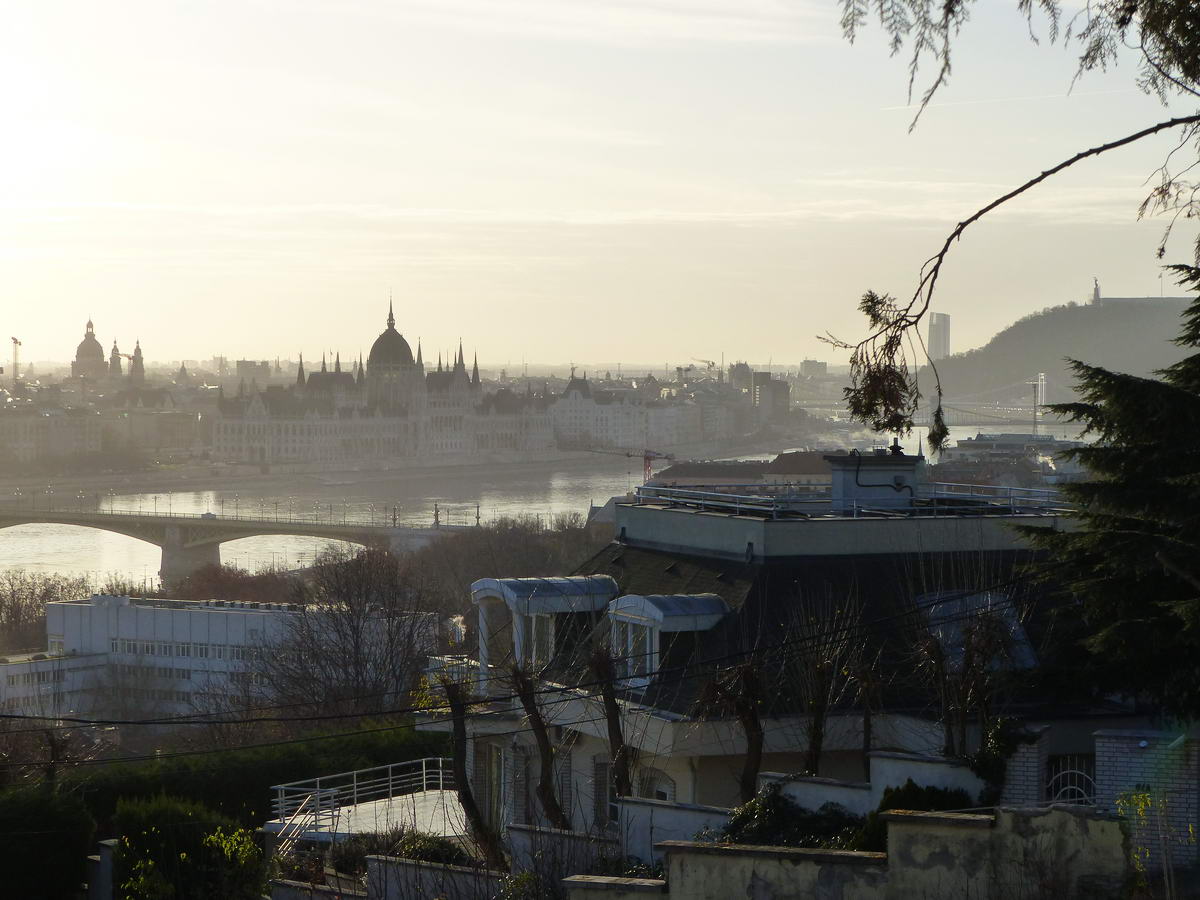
[0,424,1085,586]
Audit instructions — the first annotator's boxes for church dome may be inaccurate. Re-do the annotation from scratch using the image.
[368,303,414,368]
[76,320,104,363]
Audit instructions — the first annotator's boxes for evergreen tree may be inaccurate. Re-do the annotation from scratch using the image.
[1024,265,1200,717]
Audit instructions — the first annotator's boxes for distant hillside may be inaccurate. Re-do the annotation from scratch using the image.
[919,298,1193,404]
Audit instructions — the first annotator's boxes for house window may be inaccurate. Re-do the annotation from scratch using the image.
[611,619,655,684]
[521,614,554,669]
[636,767,676,803]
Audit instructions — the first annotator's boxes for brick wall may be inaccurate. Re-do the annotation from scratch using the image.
[1000,726,1049,806]
[1094,729,1199,868]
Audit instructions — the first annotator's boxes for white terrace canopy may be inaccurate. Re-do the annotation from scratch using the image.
[471,575,619,615]
[608,593,730,632]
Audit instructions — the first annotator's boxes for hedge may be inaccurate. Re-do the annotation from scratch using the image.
[69,724,449,836]
[0,785,96,900]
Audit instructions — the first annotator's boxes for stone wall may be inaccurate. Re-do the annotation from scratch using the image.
[613,797,731,863]
[562,805,1130,900]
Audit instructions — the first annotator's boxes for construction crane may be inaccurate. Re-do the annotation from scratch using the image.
[10,337,20,387]
[586,446,676,483]
[692,357,717,370]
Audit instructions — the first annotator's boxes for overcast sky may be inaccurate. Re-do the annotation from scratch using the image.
[3,0,1195,368]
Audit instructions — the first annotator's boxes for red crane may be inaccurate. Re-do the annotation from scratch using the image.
[587,447,676,483]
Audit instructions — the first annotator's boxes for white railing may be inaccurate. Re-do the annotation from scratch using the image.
[276,791,339,855]
[633,482,1069,519]
[271,757,454,822]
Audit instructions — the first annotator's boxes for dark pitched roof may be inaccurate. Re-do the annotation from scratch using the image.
[764,450,842,476]
[653,460,767,481]
[556,542,1057,719]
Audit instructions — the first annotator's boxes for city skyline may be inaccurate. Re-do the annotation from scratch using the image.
[5,1,1196,364]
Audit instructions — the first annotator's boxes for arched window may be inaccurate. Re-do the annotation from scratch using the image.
[636,767,676,803]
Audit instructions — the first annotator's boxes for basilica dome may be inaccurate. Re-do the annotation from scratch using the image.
[76,320,104,364]
[368,303,414,368]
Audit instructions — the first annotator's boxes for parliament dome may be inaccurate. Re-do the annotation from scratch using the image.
[368,303,415,368]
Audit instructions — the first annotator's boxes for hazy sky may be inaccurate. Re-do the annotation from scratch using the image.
[4,1,1196,368]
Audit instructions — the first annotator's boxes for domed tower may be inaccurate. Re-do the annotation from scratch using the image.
[72,320,107,380]
[367,301,424,415]
[109,340,123,379]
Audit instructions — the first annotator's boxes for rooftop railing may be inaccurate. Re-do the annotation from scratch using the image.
[632,482,1071,519]
[270,757,454,822]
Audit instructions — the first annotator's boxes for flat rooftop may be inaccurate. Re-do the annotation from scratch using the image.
[616,484,1074,560]
[52,595,301,613]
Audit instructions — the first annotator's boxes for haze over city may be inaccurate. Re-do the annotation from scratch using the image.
[7,4,1200,898]
[5,0,1195,365]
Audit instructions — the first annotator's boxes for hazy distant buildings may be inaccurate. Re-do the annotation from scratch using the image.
[929,312,951,360]
[213,304,555,464]
[800,359,828,378]
[236,359,272,381]
[752,372,790,425]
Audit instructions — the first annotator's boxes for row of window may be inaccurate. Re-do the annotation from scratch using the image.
[110,639,259,661]
[6,670,66,687]
[517,614,654,682]
[115,664,193,681]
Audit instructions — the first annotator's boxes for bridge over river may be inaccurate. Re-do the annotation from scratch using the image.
[0,505,471,585]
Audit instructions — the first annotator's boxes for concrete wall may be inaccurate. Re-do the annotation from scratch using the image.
[1094,729,1200,869]
[660,841,887,900]
[565,876,667,899]
[613,797,731,863]
[562,806,1131,900]
[270,879,365,900]
[507,823,619,879]
[366,854,501,900]
[761,772,875,817]
[867,751,986,807]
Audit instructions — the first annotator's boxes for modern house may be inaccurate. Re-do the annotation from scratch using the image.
[418,449,1153,847]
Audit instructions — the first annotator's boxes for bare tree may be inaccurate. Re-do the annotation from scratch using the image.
[258,546,438,721]
[440,676,508,872]
[509,663,572,830]
[588,647,634,799]
[779,593,863,777]
[702,663,765,804]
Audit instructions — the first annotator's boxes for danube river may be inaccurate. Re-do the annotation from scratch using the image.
[0,424,1082,587]
[0,458,643,586]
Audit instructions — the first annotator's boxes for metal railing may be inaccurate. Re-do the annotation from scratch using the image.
[632,482,1070,519]
[271,757,454,822]
[0,499,419,531]
[275,791,339,855]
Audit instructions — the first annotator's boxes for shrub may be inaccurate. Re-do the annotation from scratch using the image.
[0,786,95,900]
[329,827,472,878]
[847,779,973,851]
[113,794,267,900]
[712,782,863,849]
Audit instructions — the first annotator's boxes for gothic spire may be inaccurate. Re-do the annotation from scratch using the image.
[437,352,443,373]
[321,352,327,373]
[387,296,395,330]
[334,352,341,373]
[472,352,479,386]
[296,353,306,386]
[416,339,423,367]
[457,339,464,369]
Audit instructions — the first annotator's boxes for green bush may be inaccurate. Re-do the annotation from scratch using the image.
[330,827,472,878]
[711,782,863,849]
[113,794,267,900]
[0,786,95,900]
[847,779,973,852]
[72,725,449,835]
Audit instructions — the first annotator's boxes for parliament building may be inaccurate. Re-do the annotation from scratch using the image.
[213,305,554,464]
